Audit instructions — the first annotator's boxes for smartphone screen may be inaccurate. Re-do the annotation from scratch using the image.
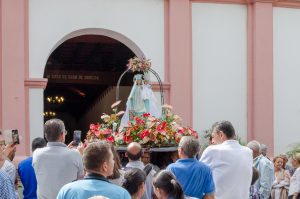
[73,130,81,146]
[12,129,20,144]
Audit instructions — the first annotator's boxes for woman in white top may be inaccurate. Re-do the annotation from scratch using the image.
[288,153,300,199]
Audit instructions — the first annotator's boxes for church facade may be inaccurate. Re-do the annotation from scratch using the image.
[1,0,300,161]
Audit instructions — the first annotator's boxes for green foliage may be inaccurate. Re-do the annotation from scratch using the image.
[286,143,300,157]
[235,134,246,146]
[199,129,211,152]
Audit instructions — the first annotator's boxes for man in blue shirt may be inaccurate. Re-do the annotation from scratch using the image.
[57,141,131,199]
[0,169,17,199]
[167,136,215,199]
[18,137,46,199]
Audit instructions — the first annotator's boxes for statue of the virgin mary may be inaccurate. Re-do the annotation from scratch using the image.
[120,74,161,129]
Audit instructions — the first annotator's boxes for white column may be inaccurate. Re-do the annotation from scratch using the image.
[29,88,44,149]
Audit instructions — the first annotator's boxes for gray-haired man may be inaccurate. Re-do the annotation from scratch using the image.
[247,140,274,199]
[33,119,84,199]
[167,136,215,199]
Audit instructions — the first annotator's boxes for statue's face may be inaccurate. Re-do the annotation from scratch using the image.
[136,79,142,85]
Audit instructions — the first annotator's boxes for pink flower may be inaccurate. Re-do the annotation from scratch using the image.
[90,124,100,132]
[94,129,101,137]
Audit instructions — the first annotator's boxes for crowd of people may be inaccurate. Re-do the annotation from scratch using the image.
[1,119,300,199]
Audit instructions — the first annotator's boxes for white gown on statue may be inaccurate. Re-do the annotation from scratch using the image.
[142,83,160,118]
[120,81,161,130]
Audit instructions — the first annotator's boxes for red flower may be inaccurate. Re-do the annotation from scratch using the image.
[143,113,150,117]
[134,116,145,125]
[157,122,167,132]
[177,128,184,135]
[125,129,131,136]
[123,135,132,144]
[140,130,150,139]
[106,135,114,143]
[176,137,181,143]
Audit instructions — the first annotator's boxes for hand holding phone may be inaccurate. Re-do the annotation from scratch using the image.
[12,130,20,144]
[3,129,19,145]
[73,130,81,146]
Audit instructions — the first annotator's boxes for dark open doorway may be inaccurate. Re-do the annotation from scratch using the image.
[43,35,135,143]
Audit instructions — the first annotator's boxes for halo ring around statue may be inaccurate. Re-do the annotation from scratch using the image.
[116,57,164,109]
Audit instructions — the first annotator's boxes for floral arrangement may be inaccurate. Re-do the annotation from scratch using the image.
[86,102,199,147]
[86,100,124,144]
[127,56,151,72]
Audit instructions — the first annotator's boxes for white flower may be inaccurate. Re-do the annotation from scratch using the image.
[101,114,110,123]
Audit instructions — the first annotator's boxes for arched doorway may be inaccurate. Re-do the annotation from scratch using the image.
[43,35,135,143]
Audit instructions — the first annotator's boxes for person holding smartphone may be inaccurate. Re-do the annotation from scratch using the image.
[0,132,16,184]
[32,119,84,199]
[67,130,84,156]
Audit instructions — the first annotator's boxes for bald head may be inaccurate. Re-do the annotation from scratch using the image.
[126,142,142,161]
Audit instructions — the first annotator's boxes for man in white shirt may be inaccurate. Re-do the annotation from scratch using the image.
[200,121,253,199]
[33,119,84,199]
